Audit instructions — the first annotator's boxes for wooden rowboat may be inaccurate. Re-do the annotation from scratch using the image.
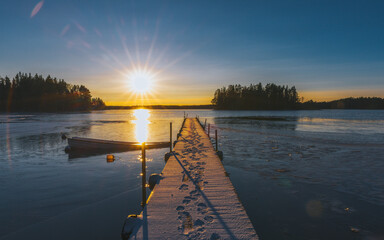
[67,137,170,151]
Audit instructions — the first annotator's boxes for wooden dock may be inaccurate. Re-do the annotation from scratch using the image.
[124,118,258,239]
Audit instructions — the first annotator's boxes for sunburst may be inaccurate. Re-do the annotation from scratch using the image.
[128,69,154,94]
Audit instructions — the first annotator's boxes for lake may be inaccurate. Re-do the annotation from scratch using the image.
[1,109,383,240]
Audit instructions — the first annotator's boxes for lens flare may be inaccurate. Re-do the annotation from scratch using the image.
[30,1,44,18]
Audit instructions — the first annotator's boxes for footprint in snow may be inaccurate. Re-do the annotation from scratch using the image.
[179,184,188,191]
[194,219,204,227]
[184,196,197,201]
[210,233,221,240]
[197,203,207,208]
[204,215,214,223]
[179,212,193,235]
[189,190,200,196]
[176,206,185,211]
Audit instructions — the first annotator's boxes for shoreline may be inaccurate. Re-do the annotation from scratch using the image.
[2,108,384,114]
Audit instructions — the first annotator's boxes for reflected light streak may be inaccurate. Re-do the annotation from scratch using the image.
[133,109,150,143]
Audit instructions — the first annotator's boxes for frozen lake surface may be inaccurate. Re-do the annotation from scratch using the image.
[0,109,383,239]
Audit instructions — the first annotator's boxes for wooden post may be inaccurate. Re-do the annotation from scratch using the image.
[141,142,146,208]
[215,129,218,151]
[170,122,172,152]
[208,124,210,136]
[204,119,207,129]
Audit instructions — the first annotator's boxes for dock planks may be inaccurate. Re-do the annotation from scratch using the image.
[129,118,258,239]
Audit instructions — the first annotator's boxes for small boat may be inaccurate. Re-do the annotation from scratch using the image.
[67,137,170,152]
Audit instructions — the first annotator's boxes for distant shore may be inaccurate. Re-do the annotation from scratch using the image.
[2,103,384,113]
[2,75,383,112]
[105,105,213,110]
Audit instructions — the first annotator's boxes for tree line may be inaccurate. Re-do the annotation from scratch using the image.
[211,83,300,110]
[301,97,384,109]
[0,72,105,112]
[211,83,384,110]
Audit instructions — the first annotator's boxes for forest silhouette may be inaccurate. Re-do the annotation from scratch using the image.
[1,74,383,111]
[211,84,384,110]
[0,72,105,112]
[212,83,300,110]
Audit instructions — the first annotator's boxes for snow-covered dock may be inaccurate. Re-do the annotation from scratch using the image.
[125,118,258,239]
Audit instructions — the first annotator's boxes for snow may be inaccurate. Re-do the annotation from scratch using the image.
[128,118,258,239]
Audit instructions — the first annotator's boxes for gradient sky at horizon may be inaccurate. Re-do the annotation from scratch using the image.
[0,0,383,105]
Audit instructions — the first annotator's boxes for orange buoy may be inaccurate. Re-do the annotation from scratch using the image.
[106,154,115,162]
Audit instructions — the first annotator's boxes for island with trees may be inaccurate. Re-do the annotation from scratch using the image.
[211,83,300,110]
[211,83,384,110]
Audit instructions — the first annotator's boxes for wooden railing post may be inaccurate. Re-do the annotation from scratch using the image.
[141,142,146,208]
[170,122,172,152]
[215,129,218,151]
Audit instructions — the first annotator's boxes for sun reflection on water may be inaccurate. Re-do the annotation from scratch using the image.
[133,109,150,143]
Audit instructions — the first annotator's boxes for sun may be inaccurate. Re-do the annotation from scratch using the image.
[129,70,154,94]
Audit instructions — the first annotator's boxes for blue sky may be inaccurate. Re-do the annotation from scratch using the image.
[0,0,383,104]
